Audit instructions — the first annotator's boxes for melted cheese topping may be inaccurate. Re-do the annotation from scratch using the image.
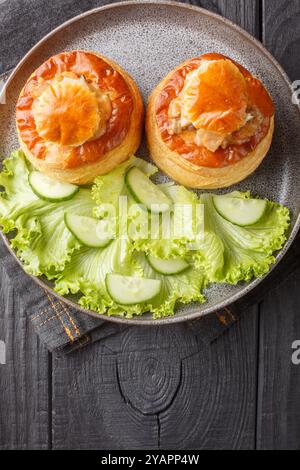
[32,74,112,147]
[168,59,249,152]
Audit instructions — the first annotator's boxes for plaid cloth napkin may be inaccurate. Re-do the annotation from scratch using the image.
[1,232,300,354]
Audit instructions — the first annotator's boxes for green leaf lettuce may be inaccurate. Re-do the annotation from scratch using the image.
[0,150,291,318]
[195,192,290,284]
[0,151,95,278]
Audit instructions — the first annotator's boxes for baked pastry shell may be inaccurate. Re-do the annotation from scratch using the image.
[146,60,274,189]
[17,52,144,185]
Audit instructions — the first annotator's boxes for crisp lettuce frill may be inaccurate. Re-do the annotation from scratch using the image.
[195,192,290,284]
[0,150,291,318]
[92,157,202,259]
[0,151,95,277]
[54,240,206,319]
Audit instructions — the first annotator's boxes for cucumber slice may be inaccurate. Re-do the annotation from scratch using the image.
[106,274,161,305]
[64,213,113,248]
[213,194,267,226]
[125,167,172,213]
[29,171,79,202]
[147,254,189,275]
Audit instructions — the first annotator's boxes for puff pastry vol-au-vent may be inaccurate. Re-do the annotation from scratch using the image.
[146,53,275,189]
[16,50,144,184]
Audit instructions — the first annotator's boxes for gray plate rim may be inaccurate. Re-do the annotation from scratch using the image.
[1,0,299,326]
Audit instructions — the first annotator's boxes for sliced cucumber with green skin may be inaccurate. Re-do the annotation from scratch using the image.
[125,167,172,213]
[213,195,267,226]
[64,213,113,248]
[29,171,79,202]
[147,254,190,275]
[106,274,162,305]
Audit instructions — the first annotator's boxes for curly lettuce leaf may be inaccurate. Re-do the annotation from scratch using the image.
[0,150,291,319]
[92,155,157,207]
[54,238,149,316]
[195,192,290,284]
[134,252,206,319]
[131,182,203,259]
[93,160,204,259]
[55,240,206,319]
[0,150,95,277]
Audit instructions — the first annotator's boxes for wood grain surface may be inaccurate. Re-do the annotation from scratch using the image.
[258,268,300,449]
[257,0,300,450]
[52,311,258,450]
[0,264,50,449]
[0,0,300,450]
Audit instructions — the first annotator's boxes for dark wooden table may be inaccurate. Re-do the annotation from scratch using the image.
[1,0,300,450]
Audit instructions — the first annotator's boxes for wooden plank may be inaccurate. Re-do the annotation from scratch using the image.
[52,331,167,449]
[256,0,300,449]
[263,0,300,80]
[257,268,300,449]
[0,262,50,449]
[52,312,258,449]
[159,308,258,450]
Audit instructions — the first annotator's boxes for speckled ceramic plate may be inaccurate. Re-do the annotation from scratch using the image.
[0,1,299,325]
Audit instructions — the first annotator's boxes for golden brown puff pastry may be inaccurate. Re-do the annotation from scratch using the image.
[16,50,144,184]
[146,53,275,189]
